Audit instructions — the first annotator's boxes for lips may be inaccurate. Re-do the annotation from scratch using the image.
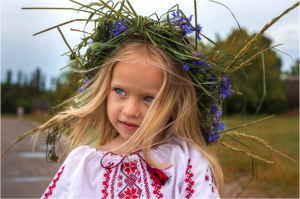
[120,121,140,130]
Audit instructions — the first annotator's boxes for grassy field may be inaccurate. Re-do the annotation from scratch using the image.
[214,114,299,198]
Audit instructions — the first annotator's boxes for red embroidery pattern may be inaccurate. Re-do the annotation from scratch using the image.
[124,187,139,199]
[100,152,170,199]
[150,180,163,199]
[101,163,114,199]
[111,164,119,198]
[149,163,164,199]
[206,168,216,193]
[185,159,195,199]
[205,175,210,181]
[140,162,151,198]
[44,165,65,199]
[118,162,142,199]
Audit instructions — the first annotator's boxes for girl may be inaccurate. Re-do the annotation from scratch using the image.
[41,40,223,199]
[3,1,297,198]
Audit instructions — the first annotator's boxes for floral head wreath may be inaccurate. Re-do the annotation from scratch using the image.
[2,0,297,170]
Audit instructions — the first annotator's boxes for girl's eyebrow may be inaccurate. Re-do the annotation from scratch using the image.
[138,91,158,96]
[111,83,158,96]
[110,83,124,88]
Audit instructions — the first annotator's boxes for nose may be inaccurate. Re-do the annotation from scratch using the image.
[122,99,141,118]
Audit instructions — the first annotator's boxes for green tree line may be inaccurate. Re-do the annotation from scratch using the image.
[1,68,78,114]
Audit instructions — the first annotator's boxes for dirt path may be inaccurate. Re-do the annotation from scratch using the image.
[1,118,62,198]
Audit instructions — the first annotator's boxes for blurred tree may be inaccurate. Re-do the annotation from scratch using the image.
[6,70,12,84]
[29,68,46,94]
[1,68,47,113]
[213,29,287,114]
[17,71,22,87]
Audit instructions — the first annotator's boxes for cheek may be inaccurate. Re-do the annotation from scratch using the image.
[107,93,120,123]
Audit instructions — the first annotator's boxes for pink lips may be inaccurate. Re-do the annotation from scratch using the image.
[120,121,139,130]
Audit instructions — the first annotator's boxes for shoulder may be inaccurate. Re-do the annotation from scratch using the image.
[157,136,207,165]
[63,145,100,164]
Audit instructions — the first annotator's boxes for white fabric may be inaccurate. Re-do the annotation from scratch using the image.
[42,137,220,199]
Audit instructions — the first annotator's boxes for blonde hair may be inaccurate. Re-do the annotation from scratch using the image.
[35,41,223,193]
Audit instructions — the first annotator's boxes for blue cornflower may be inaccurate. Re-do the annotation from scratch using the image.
[219,121,226,131]
[207,77,215,86]
[87,39,93,45]
[179,23,193,36]
[192,60,204,65]
[192,52,202,57]
[171,11,194,36]
[83,78,88,85]
[213,119,226,132]
[192,52,210,66]
[196,24,202,41]
[208,131,220,143]
[183,64,192,71]
[78,87,84,93]
[179,15,193,36]
[204,62,211,66]
[171,11,183,25]
[84,72,95,77]
[210,103,222,118]
[111,19,129,37]
[219,76,232,99]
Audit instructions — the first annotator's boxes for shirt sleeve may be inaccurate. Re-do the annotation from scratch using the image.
[179,144,220,199]
[41,146,87,199]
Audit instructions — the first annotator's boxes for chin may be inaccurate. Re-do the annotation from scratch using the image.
[119,131,135,141]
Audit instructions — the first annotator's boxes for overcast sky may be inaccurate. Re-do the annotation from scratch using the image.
[1,0,299,89]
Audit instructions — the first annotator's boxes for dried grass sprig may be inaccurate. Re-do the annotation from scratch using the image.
[230,44,282,75]
[217,141,274,163]
[226,131,296,163]
[225,115,274,132]
[226,2,299,70]
[1,129,37,158]
[215,36,236,62]
[60,54,86,71]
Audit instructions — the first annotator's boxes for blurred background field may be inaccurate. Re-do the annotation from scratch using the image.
[215,113,299,198]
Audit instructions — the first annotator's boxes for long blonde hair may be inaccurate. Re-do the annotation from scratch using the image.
[34,41,223,193]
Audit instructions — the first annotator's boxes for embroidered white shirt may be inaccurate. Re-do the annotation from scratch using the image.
[42,137,220,199]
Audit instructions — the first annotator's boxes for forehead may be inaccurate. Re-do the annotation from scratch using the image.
[111,60,163,94]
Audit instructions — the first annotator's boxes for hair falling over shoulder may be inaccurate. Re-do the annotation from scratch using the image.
[32,41,223,193]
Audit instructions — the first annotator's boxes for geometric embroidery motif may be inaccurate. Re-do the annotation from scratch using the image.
[117,161,143,199]
[205,167,216,193]
[111,164,119,198]
[185,159,194,199]
[44,165,65,199]
[140,162,151,198]
[102,162,114,199]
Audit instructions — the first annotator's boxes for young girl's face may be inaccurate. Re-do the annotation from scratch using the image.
[107,59,170,141]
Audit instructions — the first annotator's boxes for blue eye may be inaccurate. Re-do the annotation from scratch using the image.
[115,88,125,95]
[145,96,154,103]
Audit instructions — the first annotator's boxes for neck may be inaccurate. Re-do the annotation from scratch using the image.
[110,133,163,154]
